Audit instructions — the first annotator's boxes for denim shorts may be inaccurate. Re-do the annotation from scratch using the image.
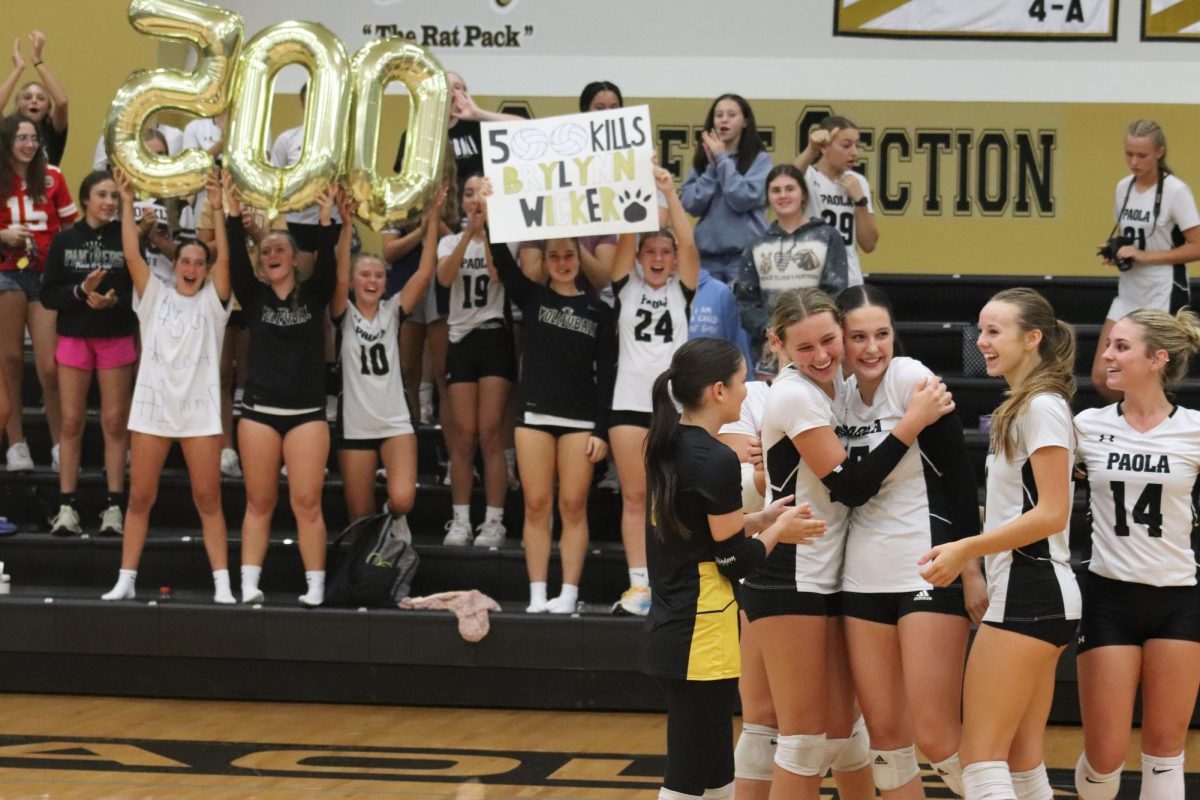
[0,269,41,300]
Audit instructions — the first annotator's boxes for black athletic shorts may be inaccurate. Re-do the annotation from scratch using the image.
[1076,572,1200,653]
[446,323,517,384]
[240,406,327,437]
[609,410,652,429]
[739,584,839,622]
[842,587,967,625]
[982,618,1078,648]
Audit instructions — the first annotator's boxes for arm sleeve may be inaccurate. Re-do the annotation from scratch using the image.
[820,434,911,508]
[916,413,981,539]
[713,532,767,581]
[680,167,717,216]
[700,447,765,578]
[817,229,850,298]
[37,233,76,310]
[304,224,340,305]
[592,304,618,441]
[488,232,534,307]
[716,151,770,214]
[225,216,258,309]
[733,241,766,344]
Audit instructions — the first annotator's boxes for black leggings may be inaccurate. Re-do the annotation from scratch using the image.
[658,676,738,795]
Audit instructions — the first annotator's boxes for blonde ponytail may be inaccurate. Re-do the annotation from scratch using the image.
[1123,307,1200,388]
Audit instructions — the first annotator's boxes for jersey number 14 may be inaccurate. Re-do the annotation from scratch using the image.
[1110,481,1162,537]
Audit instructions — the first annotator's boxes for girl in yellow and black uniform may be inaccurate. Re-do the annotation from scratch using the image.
[642,336,824,800]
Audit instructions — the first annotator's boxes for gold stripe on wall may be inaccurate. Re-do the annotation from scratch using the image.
[837,0,916,32]
[1145,0,1200,36]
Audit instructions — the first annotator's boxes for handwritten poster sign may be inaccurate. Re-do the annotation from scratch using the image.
[481,106,658,243]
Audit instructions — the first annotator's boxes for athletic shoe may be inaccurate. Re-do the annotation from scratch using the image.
[51,443,60,473]
[611,585,651,616]
[49,504,82,537]
[442,518,473,546]
[0,517,17,536]
[597,462,620,492]
[6,442,33,472]
[98,505,124,537]
[474,519,506,548]
[418,385,434,425]
[220,448,242,478]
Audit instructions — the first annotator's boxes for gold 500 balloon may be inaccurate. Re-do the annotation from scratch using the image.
[105,0,451,229]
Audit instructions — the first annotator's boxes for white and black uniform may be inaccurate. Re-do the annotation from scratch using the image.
[610,270,694,429]
[1107,174,1200,321]
[982,394,1081,646]
[720,381,769,440]
[741,365,848,617]
[335,294,413,449]
[438,232,515,384]
[804,165,872,287]
[838,358,980,624]
[1075,403,1200,650]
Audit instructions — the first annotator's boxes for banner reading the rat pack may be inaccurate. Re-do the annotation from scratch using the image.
[481,106,658,244]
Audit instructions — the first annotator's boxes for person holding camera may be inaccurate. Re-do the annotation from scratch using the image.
[1092,119,1200,402]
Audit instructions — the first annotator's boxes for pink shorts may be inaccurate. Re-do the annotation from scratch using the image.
[56,335,137,371]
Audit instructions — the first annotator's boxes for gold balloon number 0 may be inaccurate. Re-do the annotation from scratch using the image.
[106,0,450,227]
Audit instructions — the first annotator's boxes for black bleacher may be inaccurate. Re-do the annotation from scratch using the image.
[0,271,1193,720]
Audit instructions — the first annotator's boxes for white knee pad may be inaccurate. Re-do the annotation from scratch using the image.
[931,752,965,797]
[1011,762,1053,800]
[774,733,827,778]
[1141,752,1185,800]
[824,714,871,773]
[962,761,1016,800]
[870,746,921,791]
[733,723,777,782]
[1074,753,1121,800]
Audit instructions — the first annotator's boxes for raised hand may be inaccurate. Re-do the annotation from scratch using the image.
[28,31,46,62]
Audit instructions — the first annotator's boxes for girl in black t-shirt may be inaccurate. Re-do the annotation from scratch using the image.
[643,336,824,800]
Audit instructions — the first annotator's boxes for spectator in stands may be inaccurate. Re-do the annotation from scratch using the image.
[224,183,338,607]
[0,113,75,473]
[332,187,445,535]
[484,191,616,613]
[103,169,233,603]
[608,167,698,617]
[93,117,183,171]
[128,129,178,286]
[736,164,849,378]
[437,175,514,547]
[1073,307,1200,800]
[1,33,68,166]
[1091,119,1200,403]
[688,266,755,372]
[40,171,133,537]
[681,94,770,285]
[920,288,1078,800]
[794,115,877,287]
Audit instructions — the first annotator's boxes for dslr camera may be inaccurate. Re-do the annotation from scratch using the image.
[1099,235,1134,271]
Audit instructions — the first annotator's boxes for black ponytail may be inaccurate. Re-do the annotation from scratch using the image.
[645,338,744,543]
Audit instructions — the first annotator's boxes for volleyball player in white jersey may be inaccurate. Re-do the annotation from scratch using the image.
[836,285,988,799]
[609,167,699,616]
[1091,119,1200,403]
[436,174,515,547]
[921,288,1079,800]
[743,288,953,800]
[332,188,445,536]
[793,116,877,287]
[1073,308,1200,800]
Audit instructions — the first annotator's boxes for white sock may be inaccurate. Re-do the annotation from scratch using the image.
[526,581,548,613]
[241,565,263,603]
[299,570,325,606]
[484,506,504,524]
[1141,752,1184,800]
[452,504,470,524]
[1075,753,1121,800]
[101,569,137,601]
[548,583,579,614]
[212,569,235,604]
[932,753,965,797]
[1011,762,1053,800]
[962,761,1016,800]
[629,567,649,589]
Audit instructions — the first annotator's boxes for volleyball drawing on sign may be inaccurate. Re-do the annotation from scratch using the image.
[482,105,658,243]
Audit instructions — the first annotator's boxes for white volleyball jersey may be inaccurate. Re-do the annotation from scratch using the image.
[720,380,770,438]
[1111,174,1200,316]
[612,271,693,413]
[129,276,231,438]
[438,232,505,343]
[1076,403,1200,588]
[338,294,413,440]
[745,365,848,594]
[839,357,945,592]
[804,165,872,286]
[982,394,1081,624]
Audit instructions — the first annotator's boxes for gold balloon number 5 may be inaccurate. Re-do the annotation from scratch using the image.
[106,0,450,227]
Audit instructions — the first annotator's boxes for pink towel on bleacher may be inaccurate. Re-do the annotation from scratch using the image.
[399,590,502,642]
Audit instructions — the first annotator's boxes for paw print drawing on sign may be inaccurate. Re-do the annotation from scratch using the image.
[618,189,652,223]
